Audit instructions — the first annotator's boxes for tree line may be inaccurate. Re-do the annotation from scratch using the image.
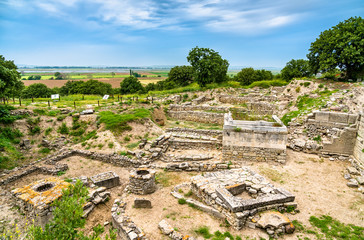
[1,16,363,98]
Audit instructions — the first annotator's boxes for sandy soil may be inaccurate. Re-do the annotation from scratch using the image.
[1,150,363,239]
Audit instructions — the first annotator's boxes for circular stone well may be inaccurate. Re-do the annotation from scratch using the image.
[129,168,156,195]
[34,183,55,192]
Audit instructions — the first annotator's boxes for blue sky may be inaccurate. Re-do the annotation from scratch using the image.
[0,0,363,68]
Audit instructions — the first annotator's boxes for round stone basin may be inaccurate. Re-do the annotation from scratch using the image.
[34,183,55,192]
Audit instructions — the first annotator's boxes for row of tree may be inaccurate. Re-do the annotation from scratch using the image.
[1,17,363,98]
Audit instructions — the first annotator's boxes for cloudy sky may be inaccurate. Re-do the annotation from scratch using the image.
[0,0,363,68]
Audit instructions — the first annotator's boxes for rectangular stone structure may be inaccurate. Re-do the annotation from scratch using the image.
[90,171,120,189]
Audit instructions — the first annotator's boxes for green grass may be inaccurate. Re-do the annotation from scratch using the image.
[244,79,288,89]
[309,215,364,239]
[98,108,151,135]
[194,226,241,240]
[281,90,338,125]
[0,127,23,169]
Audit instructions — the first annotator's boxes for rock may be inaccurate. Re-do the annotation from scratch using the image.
[347,167,360,175]
[285,223,295,234]
[294,139,306,148]
[104,221,109,226]
[344,173,351,180]
[20,139,31,149]
[347,179,359,188]
[329,157,335,161]
[134,198,152,208]
[159,219,174,235]
[257,211,292,229]
[356,176,364,185]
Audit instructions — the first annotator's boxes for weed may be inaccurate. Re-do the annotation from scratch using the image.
[303,82,311,87]
[45,127,53,136]
[58,123,69,134]
[184,190,193,197]
[295,86,301,93]
[108,142,114,148]
[57,171,66,176]
[178,198,186,205]
[313,135,322,143]
[124,136,131,142]
[38,147,51,154]
[234,127,242,132]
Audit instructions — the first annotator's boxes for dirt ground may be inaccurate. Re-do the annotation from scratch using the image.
[1,150,363,239]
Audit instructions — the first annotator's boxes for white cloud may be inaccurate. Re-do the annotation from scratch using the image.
[5,0,310,34]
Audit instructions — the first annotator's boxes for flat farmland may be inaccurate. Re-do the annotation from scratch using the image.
[22,77,166,88]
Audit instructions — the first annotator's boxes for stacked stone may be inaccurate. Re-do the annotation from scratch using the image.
[168,110,224,124]
[90,171,120,189]
[165,153,214,162]
[168,138,222,150]
[190,169,296,230]
[111,199,148,240]
[129,169,156,195]
[165,161,230,172]
[166,127,223,138]
[83,187,111,218]
[218,94,277,105]
[222,146,286,164]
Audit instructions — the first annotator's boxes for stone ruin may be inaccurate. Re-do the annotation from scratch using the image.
[11,177,70,227]
[129,168,156,195]
[191,168,296,233]
[90,171,120,189]
[223,112,288,163]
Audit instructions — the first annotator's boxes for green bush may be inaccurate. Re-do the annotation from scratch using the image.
[304,81,311,87]
[246,79,287,88]
[38,147,51,154]
[98,109,151,135]
[0,105,18,124]
[58,123,69,134]
[178,198,187,205]
[29,126,41,135]
[295,86,301,93]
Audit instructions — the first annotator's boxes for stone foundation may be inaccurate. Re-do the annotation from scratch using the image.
[129,168,156,195]
[191,169,296,230]
[90,171,120,189]
[11,177,70,227]
[168,111,224,124]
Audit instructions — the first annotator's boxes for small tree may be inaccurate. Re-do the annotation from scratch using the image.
[27,180,116,240]
[22,83,52,98]
[307,17,364,80]
[168,65,194,87]
[54,72,63,80]
[120,76,145,94]
[281,59,311,81]
[187,47,229,87]
[235,68,258,85]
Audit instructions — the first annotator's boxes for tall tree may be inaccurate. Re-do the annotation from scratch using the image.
[187,47,229,87]
[0,55,21,98]
[307,17,364,80]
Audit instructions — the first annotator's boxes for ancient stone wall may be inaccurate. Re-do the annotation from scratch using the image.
[168,138,222,150]
[169,103,274,115]
[306,111,358,138]
[218,95,277,105]
[353,113,364,165]
[166,128,223,138]
[222,114,287,163]
[168,111,224,124]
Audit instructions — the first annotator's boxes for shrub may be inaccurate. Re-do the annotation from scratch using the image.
[178,198,187,205]
[295,86,301,93]
[124,136,130,142]
[303,81,311,87]
[29,126,41,135]
[58,123,69,134]
[38,147,51,154]
[234,127,242,132]
[108,142,114,148]
[318,83,324,88]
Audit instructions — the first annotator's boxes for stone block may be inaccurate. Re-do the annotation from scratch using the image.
[90,171,120,189]
[134,198,152,208]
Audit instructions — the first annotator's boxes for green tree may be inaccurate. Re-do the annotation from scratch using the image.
[255,69,273,81]
[28,180,116,240]
[235,68,258,85]
[22,83,51,98]
[168,65,194,86]
[187,47,229,87]
[0,55,21,98]
[55,72,64,80]
[281,59,311,81]
[307,17,364,80]
[120,76,144,94]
